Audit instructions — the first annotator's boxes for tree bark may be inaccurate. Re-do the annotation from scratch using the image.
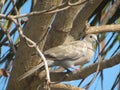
[7,0,114,90]
[70,0,103,39]
[44,0,85,50]
[7,0,61,90]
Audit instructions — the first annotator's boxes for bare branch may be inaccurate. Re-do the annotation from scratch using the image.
[86,24,120,34]
[48,52,120,82]
[0,0,5,11]
[10,0,51,85]
[100,0,120,25]
[0,26,19,46]
[70,0,103,39]
[46,0,87,14]
[0,0,87,19]
[68,0,87,6]
[0,24,16,54]
[37,83,84,90]
[50,83,84,90]
[17,18,51,83]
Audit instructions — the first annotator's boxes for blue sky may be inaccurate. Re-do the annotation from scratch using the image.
[0,0,120,90]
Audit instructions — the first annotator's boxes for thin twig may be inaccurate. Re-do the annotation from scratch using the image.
[85,43,101,90]
[0,0,87,19]
[0,24,16,54]
[6,30,16,54]
[68,0,87,6]
[0,26,18,46]
[17,25,51,83]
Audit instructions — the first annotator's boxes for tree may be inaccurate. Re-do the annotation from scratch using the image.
[0,0,120,90]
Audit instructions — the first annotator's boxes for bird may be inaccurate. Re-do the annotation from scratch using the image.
[18,34,97,81]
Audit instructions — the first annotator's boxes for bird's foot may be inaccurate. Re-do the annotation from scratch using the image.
[71,65,80,72]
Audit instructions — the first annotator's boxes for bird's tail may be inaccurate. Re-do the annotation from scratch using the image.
[18,63,44,81]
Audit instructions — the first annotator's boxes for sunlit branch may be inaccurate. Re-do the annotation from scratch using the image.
[86,24,120,34]
[48,52,120,82]
[0,0,87,19]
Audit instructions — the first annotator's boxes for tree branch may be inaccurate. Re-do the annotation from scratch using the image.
[70,0,103,39]
[50,83,84,90]
[86,24,120,34]
[44,0,87,50]
[0,0,87,19]
[48,52,120,82]
[37,83,85,90]
[100,0,120,25]
[7,1,62,90]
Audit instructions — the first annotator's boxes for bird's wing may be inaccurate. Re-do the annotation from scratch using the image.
[44,41,87,60]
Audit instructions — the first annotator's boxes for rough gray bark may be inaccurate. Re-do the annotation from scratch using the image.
[45,0,103,50]
[7,0,61,90]
[70,0,103,39]
[44,0,85,50]
[7,0,107,90]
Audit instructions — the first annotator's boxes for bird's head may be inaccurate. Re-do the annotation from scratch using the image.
[84,34,98,43]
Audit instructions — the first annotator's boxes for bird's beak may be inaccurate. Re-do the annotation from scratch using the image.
[93,37,99,46]
[96,39,99,44]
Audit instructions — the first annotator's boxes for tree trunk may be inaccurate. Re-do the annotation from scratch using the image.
[7,0,61,90]
[7,0,103,90]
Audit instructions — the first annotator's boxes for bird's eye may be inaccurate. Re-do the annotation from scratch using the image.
[90,35,92,38]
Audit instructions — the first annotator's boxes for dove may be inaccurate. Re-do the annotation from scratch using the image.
[18,34,97,80]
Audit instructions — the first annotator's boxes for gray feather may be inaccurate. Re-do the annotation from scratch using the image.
[18,34,97,80]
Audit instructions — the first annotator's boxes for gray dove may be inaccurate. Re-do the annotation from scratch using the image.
[18,34,97,80]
